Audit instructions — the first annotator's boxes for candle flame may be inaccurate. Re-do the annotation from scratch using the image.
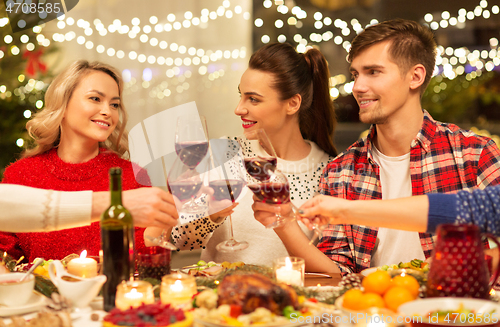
[80,250,87,259]
[125,288,144,299]
[285,257,292,270]
[171,280,184,292]
[490,289,496,296]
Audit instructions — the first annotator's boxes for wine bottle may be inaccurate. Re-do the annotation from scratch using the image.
[101,167,135,312]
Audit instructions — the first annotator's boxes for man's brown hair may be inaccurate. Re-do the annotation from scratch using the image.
[348,19,437,94]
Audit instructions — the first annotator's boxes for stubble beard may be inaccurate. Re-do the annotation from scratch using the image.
[359,107,387,125]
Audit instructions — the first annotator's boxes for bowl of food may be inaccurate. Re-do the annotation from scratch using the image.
[103,303,193,327]
[193,273,336,326]
[362,259,429,277]
[398,298,500,326]
[0,272,35,307]
[337,270,420,315]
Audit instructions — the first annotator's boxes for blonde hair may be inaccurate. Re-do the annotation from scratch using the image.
[23,60,129,158]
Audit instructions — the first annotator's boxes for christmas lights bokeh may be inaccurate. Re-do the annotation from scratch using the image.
[1,0,500,149]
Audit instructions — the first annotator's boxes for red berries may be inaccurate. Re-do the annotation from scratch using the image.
[103,303,186,326]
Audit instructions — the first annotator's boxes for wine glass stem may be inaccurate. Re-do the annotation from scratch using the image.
[308,232,319,245]
[227,214,235,240]
[160,229,169,241]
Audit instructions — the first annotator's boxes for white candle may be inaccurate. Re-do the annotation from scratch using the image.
[274,256,304,286]
[116,289,144,310]
[276,268,302,285]
[67,250,97,278]
[160,273,197,307]
[115,281,155,310]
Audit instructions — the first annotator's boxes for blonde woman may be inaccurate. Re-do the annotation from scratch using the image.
[0,60,152,263]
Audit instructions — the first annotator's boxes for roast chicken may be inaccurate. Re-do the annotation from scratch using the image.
[217,273,299,314]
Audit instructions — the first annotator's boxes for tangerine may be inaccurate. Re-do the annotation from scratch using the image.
[361,270,391,295]
[342,289,364,310]
[391,275,420,298]
[359,292,385,310]
[383,286,415,312]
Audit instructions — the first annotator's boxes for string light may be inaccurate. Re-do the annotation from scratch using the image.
[258,0,499,95]
[40,0,248,80]
[1,0,497,107]
[0,0,247,106]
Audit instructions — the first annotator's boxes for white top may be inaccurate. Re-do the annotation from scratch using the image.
[172,136,335,267]
[370,146,425,267]
[0,184,92,232]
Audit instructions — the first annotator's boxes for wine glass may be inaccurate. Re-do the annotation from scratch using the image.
[240,129,277,183]
[207,139,249,252]
[247,169,297,228]
[146,156,209,251]
[239,129,297,228]
[308,224,326,245]
[168,155,208,214]
[173,114,210,213]
[147,115,210,251]
[175,115,209,170]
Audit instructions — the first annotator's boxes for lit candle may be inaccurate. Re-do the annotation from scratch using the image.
[115,280,155,310]
[274,256,304,286]
[160,273,197,307]
[67,250,98,278]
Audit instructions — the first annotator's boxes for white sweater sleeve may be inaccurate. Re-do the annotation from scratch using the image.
[0,184,92,232]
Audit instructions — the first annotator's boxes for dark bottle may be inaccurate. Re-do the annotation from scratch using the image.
[101,167,134,312]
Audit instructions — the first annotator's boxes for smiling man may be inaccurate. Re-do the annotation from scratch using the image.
[318,19,500,274]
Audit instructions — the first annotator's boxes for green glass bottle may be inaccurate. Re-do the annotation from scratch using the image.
[100,167,134,312]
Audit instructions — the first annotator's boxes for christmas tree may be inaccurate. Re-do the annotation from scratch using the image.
[0,1,56,179]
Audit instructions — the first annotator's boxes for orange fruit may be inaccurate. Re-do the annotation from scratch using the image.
[342,289,364,310]
[391,275,420,298]
[383,286,415,312]
[359,292,385,310]
[361,270,392,295]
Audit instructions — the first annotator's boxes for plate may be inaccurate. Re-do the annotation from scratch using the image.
[194,317,305,327]
[361,267,427,280]
[306,285,339,292]
[89,295,103,311]
[0,291,47,317]
[361,267,377,276]
[180,263,224,275]
[335,296,401,324]
[398,298,500,326]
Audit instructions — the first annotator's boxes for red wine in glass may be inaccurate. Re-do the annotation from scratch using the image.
[175,141,209,169]
[209,179,245,202]
[244,157,277,181]
[248,182,290,204]
[167,180,203,201]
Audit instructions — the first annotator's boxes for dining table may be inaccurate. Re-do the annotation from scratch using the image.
[1,272,342,326]
[304,272,342,287]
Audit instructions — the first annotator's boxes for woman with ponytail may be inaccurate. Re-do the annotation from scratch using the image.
[171,43,339,267]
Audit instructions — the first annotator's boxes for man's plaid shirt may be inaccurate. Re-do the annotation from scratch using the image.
[318,111,500,274]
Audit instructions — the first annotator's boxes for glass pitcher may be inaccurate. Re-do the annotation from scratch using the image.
[427,224,500,298]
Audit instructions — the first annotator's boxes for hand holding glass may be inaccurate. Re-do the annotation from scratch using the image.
[147,115,209,250]
[239,129,296,228]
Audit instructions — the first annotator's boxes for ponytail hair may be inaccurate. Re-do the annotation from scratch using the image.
[302,48,337,157]
[249,43,337,157]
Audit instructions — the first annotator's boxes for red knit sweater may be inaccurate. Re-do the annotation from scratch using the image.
[1,148,148,263]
